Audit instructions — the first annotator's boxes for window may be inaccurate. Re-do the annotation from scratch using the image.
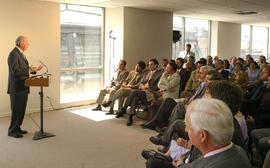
[185,18,209,59]
[60,4,104,103]
[241,25,269,61]
[241,25,250,58]
[252,26,268,61]
[172,16,184,60]
[268,29,270,60]
[173,16,210,60]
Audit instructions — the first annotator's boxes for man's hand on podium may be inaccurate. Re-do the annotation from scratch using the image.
[30,64,43,73]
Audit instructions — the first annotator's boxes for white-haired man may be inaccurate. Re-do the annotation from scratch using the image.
[7,36,43,138]
[177,98,251,168]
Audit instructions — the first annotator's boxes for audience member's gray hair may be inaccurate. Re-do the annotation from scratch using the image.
[200,65,214,74]
[15,36,25,46]
[186,98,234,146]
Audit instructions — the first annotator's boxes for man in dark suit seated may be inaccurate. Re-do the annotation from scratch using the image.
[250,128,270,166]
[246,75,270,130]
[206,55,215,67]
[116,58,162,126]
[181,61,205,97]
[215,59,229,80]
[7,36,43,138]
[143,81,249,168]
[176,58,191,96]
[177,98,251,168]
[142,67,215,131]
[241,66,270,117]
[145,98,251,168]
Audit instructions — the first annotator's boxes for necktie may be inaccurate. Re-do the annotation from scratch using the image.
[148,71,153,81]
[145,71,153,88]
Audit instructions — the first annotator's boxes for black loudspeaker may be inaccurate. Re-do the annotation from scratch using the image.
[173,30,181,43]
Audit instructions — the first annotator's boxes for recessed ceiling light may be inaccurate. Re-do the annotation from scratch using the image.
[234,11,258,15]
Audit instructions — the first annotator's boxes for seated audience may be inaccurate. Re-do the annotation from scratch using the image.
[179,98,251,168]
[258,55,268,69]
[185,56,196,71]
[243,54,253,71]
[158,62,180,99]
[206,55,214,67]
[241,67,270,118]
[229,62,249,94]
[145,98,251,168]
[213,56,219,67]
[187,56,195,64]
[160,59,169,73]
[245,75,270,129]
[237,57,245,65]
[223,59,230,71]
[199,58,207,66]
[102,61,146,114]
[145,66,214,142]
[175,58,191,96]
[116,58,162,126]
[251,128,270,166]
[246,61,260,90]
[229,57,237,74]
[215,59,229,80]
[148,71,223,151]
[169,66,214,123]
[92,60,129,111]
[143,80,247,166]
[182,61,206,96]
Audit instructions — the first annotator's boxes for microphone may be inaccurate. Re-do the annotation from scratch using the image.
[39,60,48,77]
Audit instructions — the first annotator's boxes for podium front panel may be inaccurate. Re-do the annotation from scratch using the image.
[25,77,49,87]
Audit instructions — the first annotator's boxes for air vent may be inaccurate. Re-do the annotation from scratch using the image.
[234,11,258,15]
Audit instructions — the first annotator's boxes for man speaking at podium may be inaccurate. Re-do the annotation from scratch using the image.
[7,36,43,138]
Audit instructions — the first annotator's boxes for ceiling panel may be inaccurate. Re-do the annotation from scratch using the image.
[41,0,270,26]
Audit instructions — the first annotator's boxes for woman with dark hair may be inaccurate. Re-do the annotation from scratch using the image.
[246,61,261,90]
[223,59,230,71]
[229,63,249,94]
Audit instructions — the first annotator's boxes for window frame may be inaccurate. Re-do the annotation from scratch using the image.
[60,3,105,103]
[173,16,211,59]
[241,24,270,60]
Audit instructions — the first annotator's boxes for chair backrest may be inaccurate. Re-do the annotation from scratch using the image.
[263,150,270,168]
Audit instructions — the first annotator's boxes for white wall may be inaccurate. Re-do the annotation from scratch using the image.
[211,21,241,60]
[0,0,61,116]
[104,7,124,86]
[217,22,241,59]
[123,7,173,70]
[210,21,218,57]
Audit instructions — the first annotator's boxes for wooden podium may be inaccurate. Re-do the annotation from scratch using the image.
[25,76,55,140]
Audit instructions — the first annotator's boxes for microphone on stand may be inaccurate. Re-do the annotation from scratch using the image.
[39,60,48,77]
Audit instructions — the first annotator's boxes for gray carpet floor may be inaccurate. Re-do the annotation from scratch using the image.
[0,105,157,168]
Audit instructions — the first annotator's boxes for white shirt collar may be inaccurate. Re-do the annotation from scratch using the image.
[204,142,233,158]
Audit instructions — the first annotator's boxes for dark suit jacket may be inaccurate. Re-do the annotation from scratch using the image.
[220,69,229,80]
[253,89,270,128]
[245,81,265,100]
[186,83,205,105]
[185,118,248,164]
[180,145,251,168]
[140,70,162,91]
[241,81,266,116]
[7,47,29,94]
[179,69,191,95]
